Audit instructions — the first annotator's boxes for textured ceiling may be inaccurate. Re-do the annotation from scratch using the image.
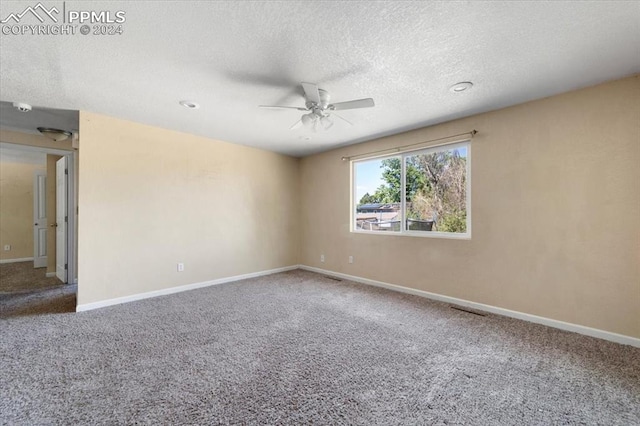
[0,1,639,156]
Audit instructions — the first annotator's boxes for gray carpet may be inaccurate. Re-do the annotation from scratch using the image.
[1,270,638,425]
[0,261,64,293]
[0,284,76,318]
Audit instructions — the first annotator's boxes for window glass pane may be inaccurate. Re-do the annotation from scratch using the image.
[354,158,401,232]
[405,145,467,233]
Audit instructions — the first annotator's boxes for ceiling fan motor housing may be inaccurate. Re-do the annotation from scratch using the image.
[306,89,331,110]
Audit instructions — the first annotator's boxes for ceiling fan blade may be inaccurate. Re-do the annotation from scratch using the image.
[289,119,302,130]
[329,98,375,111]
[332,113,353,126]
[301,82,321,104]
[259,105,308,111]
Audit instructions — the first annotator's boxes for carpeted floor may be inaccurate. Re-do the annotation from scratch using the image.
[0,284,77,318]
[1,270,638,425]
[0,261,64,293]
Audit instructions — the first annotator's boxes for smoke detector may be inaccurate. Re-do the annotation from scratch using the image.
[13,102,32,112]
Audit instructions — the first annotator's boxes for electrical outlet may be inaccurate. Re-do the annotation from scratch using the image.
[320,254,325,263]
[177,262,184,272]
[3,245,10,251]
[348,256,354,264]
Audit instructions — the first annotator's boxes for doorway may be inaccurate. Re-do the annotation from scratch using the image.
[0,142,77,316]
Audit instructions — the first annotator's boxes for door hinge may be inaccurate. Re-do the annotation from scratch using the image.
[65,216,68,223]
[65,169,68,175]
[65,263,68,270]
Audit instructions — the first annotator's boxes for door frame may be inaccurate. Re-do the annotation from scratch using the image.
[0,142,77,285]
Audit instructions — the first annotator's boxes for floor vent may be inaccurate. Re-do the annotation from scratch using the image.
[450,305,487,317]
[324,276,343,282]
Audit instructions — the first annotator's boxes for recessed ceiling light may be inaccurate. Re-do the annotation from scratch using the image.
[179,100,200,109]
[450,82,473,93]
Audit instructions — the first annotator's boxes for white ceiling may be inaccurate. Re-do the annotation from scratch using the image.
[1,1,638,157]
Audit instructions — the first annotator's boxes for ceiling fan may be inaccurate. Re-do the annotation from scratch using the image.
[259,82,375,132]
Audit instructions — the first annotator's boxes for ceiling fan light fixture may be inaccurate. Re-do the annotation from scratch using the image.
[301,112,317,128]
[320,115,334,130]
[37,127,72,142]
[260,82,375,133]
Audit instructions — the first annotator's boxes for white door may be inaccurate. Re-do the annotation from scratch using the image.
[56,157,67,283]
[33,170,47,268]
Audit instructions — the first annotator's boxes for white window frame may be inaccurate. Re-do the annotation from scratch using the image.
[351,140,471,239]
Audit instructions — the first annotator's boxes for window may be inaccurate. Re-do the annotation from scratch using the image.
[352,141,470,238]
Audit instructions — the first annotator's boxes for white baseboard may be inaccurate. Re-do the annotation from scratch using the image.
[76,265,299,312]
[46,272,56,277]
[299,265,640,348]
[0,257,34,264]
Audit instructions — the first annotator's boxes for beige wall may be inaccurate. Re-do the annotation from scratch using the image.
[46,154,62,273]
[299,75,640,338]
[77,112,300,306]
[0,161,45,260]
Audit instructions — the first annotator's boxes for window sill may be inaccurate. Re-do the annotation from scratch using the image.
[351,229,471,240]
